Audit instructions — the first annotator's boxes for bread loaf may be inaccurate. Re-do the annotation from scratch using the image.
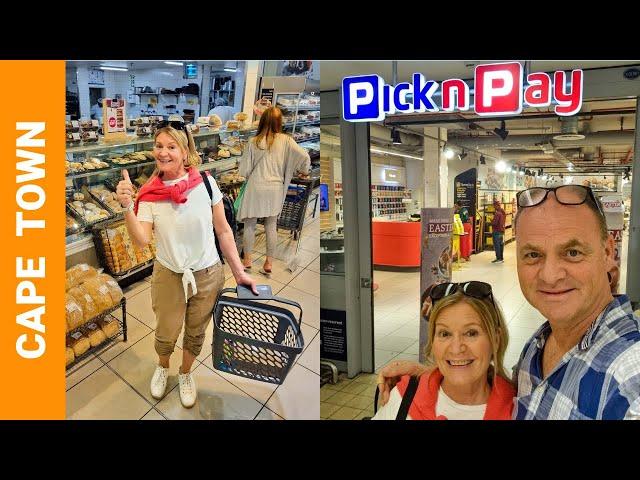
[65,264,98,291]
[97,316,120,338]
[65,294,84,332]
[81,278,113,313]
[68,286,99,322]
[66,347,75,367]
[82,322,107,347]
[96,273,124,305]
[67,331,90,356]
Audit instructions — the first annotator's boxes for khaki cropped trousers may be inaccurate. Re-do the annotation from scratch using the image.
[151,261,225,357]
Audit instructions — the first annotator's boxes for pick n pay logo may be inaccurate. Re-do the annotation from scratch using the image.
[342,62,583,122]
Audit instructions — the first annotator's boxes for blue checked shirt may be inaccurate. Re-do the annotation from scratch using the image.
[514,295,640,420]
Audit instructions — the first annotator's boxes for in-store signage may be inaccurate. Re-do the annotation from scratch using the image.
[342,62,583,122]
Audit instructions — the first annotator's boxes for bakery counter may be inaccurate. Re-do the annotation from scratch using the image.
[372,220,421,268]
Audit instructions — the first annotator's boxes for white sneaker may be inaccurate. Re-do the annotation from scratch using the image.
[150,365,169,399]
[178,370,197,408]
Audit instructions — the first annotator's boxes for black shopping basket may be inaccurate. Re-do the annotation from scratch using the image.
[212,287,304,385]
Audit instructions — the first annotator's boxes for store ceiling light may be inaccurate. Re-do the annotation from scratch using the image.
[100,66,128,72]
[223,67,238,72]
[391,128,402,145]
[519,168,525,176]
[458,150,468,161]
[444,148,454,159]
[493,120,509,140]
[624,167,631,180]
[479,154,486,165]
[495,160,507,173]
[370,147,422,161]
[164,61,184,66]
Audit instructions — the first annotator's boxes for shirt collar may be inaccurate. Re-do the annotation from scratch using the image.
[532,295,631,352]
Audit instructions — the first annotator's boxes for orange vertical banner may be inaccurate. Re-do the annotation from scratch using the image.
[0,61,65,419]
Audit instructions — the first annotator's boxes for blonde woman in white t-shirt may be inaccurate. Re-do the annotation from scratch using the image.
[116,117,257,409]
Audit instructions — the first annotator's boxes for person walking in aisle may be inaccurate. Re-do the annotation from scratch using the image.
[238,106,310,275]
[116,115,257,409]
[491,199,506,263]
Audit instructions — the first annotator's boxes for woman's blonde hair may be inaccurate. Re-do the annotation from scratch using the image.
[424,291,510,384]
[253,106,283,150]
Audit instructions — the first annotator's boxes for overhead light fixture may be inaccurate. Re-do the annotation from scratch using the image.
[539,168,544,177]
[519,168,525,176]
[99,66,128,72]
[623,167,631,180]
[559,173,564,179]
[479,154,486,165]
[565,176,574,184]
[493,120,509,141]
[495,160,507,173]
[370,147,422,161]
[506,165,513,173]
[444,148,454,159]
[391,128,402,145]
[223,67,237,72]
[458,150,468,161]
[164,61,184,66]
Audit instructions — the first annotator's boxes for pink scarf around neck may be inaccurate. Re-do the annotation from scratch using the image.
[134,167,206,214]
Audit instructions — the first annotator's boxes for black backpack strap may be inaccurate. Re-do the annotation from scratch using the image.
[201,171,213,202]
[395,375,419,420]
[201,171,225,265]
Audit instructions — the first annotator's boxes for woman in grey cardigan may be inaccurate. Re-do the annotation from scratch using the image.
[238,106,311,274]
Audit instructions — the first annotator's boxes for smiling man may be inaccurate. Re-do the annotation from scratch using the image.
[512,185,640,419]
[378,185,640,420]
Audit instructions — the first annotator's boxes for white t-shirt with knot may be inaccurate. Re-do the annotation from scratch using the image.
[137,173,223,301]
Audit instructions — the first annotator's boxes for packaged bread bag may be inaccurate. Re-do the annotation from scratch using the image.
[81,322,107,348]
[66,293,84,332]
[65,263,98,291]
[97,316,120,338]
[66,347,75,367]
[96,273,124,305]
[66,331,90,356]
[68,286,99,323]
[80,277,113,313]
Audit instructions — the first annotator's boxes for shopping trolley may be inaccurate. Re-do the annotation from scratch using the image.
[211,285,304,385]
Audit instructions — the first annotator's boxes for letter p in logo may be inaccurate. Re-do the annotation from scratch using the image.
[474,62,522,116]
[342,75,385,122]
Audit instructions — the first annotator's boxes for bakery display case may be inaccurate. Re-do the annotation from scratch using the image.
[277,92,320,143]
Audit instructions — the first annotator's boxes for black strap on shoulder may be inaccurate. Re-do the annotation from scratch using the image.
[201,171,225,265]
[395,375,419,420]
[201,171,213,201]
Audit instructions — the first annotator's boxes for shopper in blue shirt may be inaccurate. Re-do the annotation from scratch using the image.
[378,185,640,419]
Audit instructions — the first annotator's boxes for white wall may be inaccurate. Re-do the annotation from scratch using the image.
[405,158,424,207]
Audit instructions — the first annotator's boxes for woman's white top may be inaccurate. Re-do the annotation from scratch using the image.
[137,173,223,302]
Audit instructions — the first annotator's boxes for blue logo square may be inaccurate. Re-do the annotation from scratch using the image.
[342,75,385,122]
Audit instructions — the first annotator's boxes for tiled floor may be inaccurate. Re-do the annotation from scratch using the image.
[67,197,320,420]
[321,231,631,419]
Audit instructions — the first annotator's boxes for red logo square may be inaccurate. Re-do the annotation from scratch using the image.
[474,62,523,116]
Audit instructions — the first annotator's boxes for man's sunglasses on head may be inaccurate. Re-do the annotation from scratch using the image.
[516,185,604,217]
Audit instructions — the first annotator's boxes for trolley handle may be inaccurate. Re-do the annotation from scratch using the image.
[218,288,304,328]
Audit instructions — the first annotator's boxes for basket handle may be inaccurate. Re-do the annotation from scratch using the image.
[215,288,303,328]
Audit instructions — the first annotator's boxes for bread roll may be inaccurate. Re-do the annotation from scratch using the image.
[97,316,120,338]
[65,294,84,332]
[234,112,248,122]
[67,332,90,356]
[209,114,222,127]
[65,264,98,291]
[66,347,75,367]
[68,286,99,322]
[81,278,113,313]
[82,322,107,348]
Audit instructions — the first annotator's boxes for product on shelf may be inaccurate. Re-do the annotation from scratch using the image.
[218,147,231,158]
[136,126,153,137]
[66,214,81,231]
[66,347,75,367]
[225,120,240,131]
[66,120,80,132]
[228,146,242,156]
[81,277,113,312]
[67,331,90,357]
[67,197,111,224]
[66,132,82,144]
[187,124,200,134]
[95,222,155,275]
[65,293,84,332]
[234,112,248,122]
[65,263,99,291]
[68,286,99,322]
[110,151,153,165]
[81,322,107,348]
[209,114,222,127]
[80,130,99,143]
[82,157,110,170]
[96,273,124,305]
[89,185,125,213]
[97,316,120,338]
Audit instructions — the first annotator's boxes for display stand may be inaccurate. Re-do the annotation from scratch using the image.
[102,98,129,143]
[66,297,127,373]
